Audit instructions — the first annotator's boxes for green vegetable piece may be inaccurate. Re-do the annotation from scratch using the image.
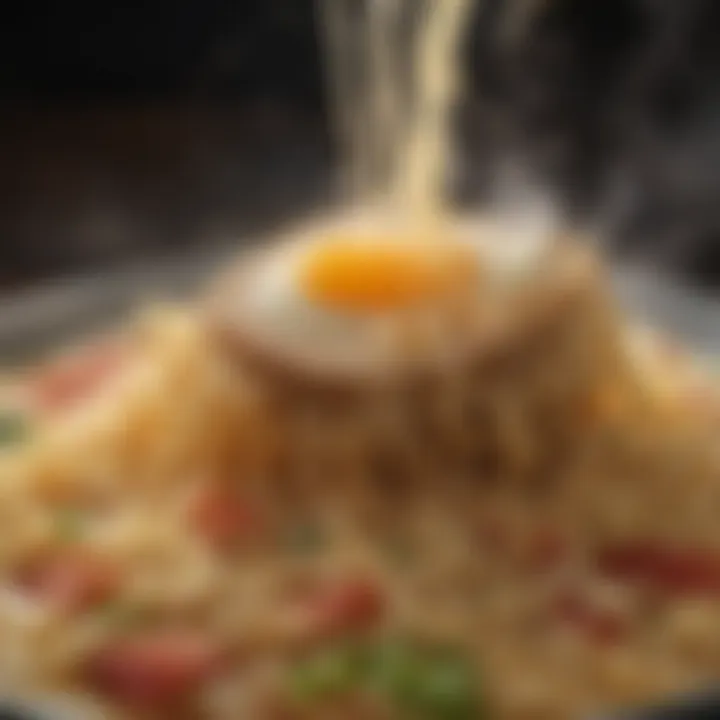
[285,638,484,718]
[365,638,424,706]
[287,645,360,702]
[0,410,29,446]
[415,652,481,720]
[367,640,482,720]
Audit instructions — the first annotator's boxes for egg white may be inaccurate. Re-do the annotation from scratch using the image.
[242,237,376,360]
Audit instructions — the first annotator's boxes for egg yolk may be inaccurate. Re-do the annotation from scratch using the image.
[300,237,476,312]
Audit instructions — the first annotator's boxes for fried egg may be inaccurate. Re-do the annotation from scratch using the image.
[209,211,555,380]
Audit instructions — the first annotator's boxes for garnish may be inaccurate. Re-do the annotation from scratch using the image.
[286,638,483,719]
[287,644,362,702]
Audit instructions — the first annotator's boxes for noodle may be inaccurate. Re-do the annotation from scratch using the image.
[0,2,717,719]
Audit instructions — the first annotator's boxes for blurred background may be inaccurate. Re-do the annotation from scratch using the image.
[1,0,720,290]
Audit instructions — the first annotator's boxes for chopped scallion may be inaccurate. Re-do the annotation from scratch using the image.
[287,645,361,702]
[285,637,484,719]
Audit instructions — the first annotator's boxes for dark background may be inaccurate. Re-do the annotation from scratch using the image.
[1,0,719,289]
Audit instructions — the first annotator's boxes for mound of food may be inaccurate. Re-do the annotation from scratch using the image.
[208,215,636,489]
[0,219,718,720]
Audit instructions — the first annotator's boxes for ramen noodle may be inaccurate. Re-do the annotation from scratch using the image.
[0,213,717,720]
